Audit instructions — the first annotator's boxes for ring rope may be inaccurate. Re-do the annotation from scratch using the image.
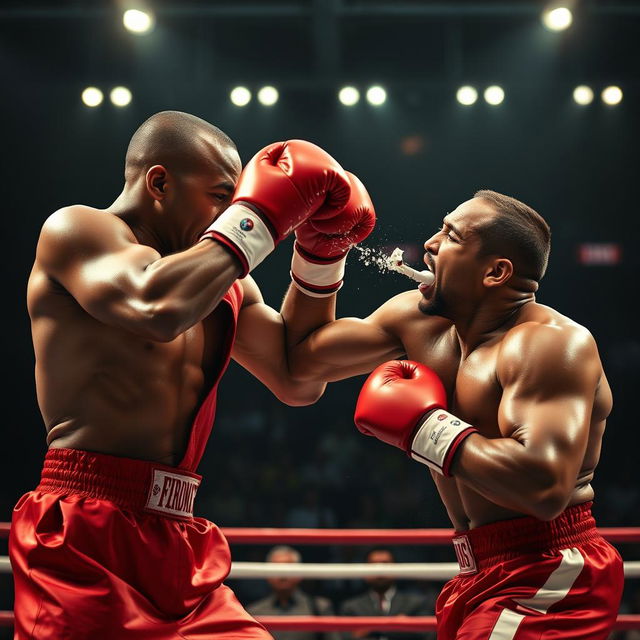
[3,523,639,543]
[2,558,640,579]
[0,613,639,630]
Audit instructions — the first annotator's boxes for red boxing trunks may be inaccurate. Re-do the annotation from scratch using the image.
[435,502,623,640]
[10,448,272,639]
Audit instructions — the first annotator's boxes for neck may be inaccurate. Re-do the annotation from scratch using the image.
[106,182,171,255]
[453,289,535,355]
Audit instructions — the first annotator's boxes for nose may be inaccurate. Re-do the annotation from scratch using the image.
[423,234,439,260]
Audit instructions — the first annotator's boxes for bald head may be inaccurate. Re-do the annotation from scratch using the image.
[124,110,238,182]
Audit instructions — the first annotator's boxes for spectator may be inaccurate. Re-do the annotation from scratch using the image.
[246,545,341,640]
[339,547,433,640]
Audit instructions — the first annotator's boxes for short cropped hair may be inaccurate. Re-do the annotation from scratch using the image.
[124,110,236,181]
[473,189,551,282]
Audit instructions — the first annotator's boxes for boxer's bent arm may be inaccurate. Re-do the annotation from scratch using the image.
[450,323,602,521]
[283,291,409,382]
[36,207,242,341]
[232,277,328,405]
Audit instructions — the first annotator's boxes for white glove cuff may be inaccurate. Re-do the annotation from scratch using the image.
[201,203,275,274]
[290,246,347,298]
[410,409,477,476]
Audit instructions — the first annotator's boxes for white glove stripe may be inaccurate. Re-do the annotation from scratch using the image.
[204,204,275,272]
[410,410,477,476]
[291,247,347,287]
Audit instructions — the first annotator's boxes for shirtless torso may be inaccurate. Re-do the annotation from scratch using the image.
[386,291,610,529]
[25,202,311,467]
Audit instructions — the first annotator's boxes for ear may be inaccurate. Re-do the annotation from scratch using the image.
[145,165,169,201]
[483,258,513,288]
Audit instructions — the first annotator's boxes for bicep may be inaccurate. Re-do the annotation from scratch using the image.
[497,326,601,477]
[232,300,290,382]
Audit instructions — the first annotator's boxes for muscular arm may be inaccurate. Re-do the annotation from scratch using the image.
[231,278,329,405]
[451,323,604,521]
[232,284,408,405]
[282,288,409,383]
[34,206,241,341]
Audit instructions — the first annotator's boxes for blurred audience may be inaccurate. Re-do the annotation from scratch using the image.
[339,547,434,640]
[246,545,341,640]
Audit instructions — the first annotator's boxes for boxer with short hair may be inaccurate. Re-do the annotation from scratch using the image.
[286,191,623,639]
[11,110,376,639]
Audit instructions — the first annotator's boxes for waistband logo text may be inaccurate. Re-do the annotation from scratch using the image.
[453,535,478,575]
[145,469,200,519]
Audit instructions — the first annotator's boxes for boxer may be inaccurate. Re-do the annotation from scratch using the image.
[286,191,623,639]
[11,110,375,638]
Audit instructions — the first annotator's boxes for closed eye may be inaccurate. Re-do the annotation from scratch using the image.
[210,193,229,202]
[437,226,458,242]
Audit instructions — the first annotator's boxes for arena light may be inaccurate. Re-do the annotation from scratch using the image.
[541,7,573,31]
[484,85,505,106]
[123,9,153,34]
[456,86,478,106]
[573,85,594,106]
[81,87,103,107]
[110,86,132,107]
[257,86,279,106]
[366,85,387,106]
[601,86,623,106]
[230,86,251,107]
[338,86,360,106]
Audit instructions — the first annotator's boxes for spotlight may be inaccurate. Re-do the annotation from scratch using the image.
[456,86,478,106]
[81,87,103,107]
[573,85,594,106]
[338,86,360,106]
[366,85,387,106]
[110,86,132,107]
[601,86,623,106]
[542,7,573,31]
[484,85,505,106]
[123,9,153,34]
[230,86,251,107]
[257,86,279,106]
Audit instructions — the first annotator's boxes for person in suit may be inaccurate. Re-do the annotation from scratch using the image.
[339,547,433,640]
[247,545,341,640]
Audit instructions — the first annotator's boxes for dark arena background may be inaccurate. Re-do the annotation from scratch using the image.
[1,1,639,638]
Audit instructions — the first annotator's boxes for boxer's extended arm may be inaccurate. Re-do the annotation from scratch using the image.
[452,323,602,520]
[282,290,409,382]
[36,206,242,342]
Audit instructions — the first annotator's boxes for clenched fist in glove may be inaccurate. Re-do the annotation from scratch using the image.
[200,140,351,277]
[354,360,477,476]
[290,172,376,297]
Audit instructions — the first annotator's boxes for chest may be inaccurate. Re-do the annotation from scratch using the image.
[405,334,503,437]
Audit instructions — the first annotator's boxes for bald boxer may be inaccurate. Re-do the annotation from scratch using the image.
[11,110,375,639]
[286,191,623,639]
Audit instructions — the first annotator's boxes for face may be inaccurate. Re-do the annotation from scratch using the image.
[418,198,497,319]
[164,139,242,248]
[266,550,302,595]
[365,550,395,592]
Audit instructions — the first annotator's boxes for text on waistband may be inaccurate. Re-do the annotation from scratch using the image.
[145,469,200,518]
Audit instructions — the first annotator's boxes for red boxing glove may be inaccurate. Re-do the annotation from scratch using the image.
[354,360,478,476]
[291,172,376,297]
[200,140,350,277]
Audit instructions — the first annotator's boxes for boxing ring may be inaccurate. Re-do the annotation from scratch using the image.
[1,523,639,632]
